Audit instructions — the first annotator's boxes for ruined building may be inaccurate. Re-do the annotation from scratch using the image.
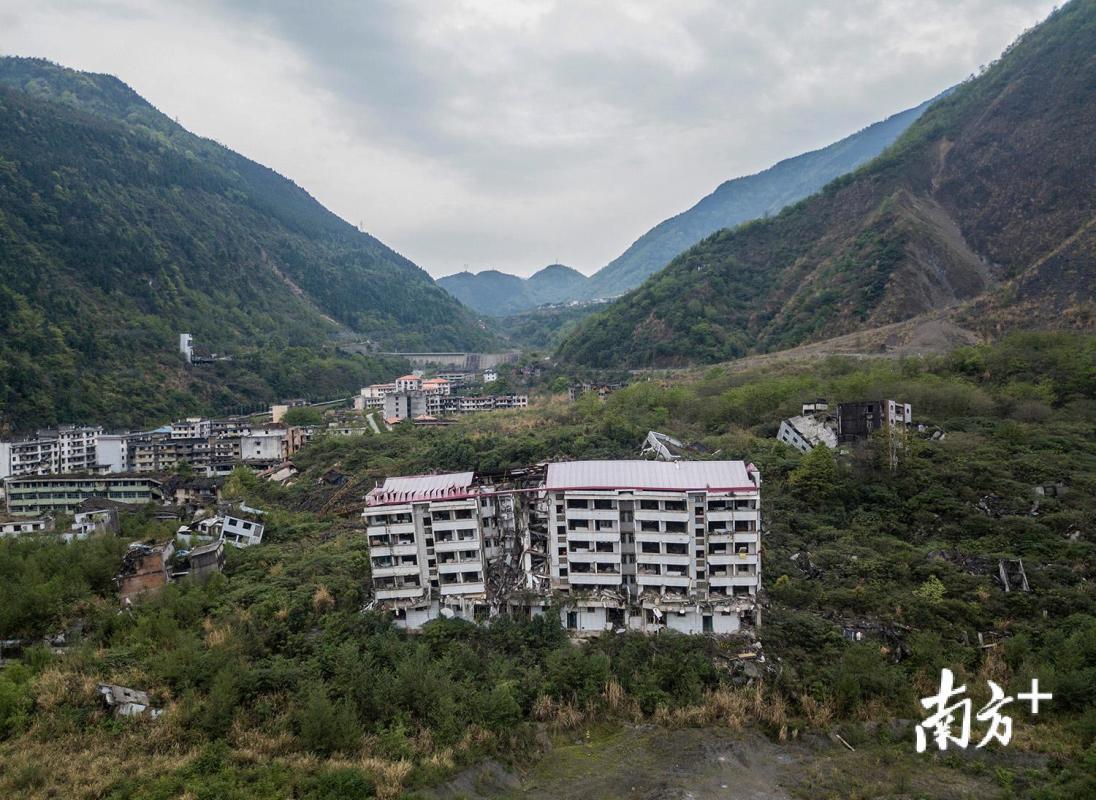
[364,459,762,635]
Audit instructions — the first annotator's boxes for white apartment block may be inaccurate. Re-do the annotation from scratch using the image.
[395,374,422,392]
[364,473,499,628]
[363,460,762,636]
[0,426,103,479]
[545,461,761,635]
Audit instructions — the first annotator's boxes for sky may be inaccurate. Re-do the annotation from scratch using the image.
[1,0,1058,277]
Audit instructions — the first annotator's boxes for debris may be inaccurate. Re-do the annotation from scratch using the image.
[833,732,856,751]
[998,559,1031,593]
[98,683,162,719]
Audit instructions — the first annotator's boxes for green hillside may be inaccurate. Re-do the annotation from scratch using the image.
[583,95,940,300]
[0,58,492,430]
[558,0,1096,367]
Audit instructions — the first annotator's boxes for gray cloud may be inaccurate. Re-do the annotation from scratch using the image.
[2,0,1057,275]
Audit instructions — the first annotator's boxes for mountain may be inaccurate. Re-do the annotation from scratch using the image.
[0,58,493,430]
[439,96,935,313]
[524,264,590,305]
[583,96,941,300]
[437,264,589,315]
[558,0,1096,368]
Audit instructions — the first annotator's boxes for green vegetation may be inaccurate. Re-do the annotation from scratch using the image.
[0,57,494,431]
[582,94,938,301]
[558,0,1096,367]
[0,332,1092,797]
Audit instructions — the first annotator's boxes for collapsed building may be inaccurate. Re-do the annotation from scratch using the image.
[363,459,762,635]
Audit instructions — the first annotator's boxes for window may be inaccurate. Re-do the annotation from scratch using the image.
[639,500,659,510]
[593,499,615,510]
[567,499,589,510]
[640,521,660,533]
[664,500,686,512]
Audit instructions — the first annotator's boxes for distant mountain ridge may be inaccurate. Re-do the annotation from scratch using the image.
[436,95,938,313]
[584,94,943,300]
[437,264,588,315]
[557,0,1096,367]
[0,57,492,429]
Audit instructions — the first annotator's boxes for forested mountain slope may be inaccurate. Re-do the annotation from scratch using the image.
[583,95,940,300]
[0,58,491,429]
[558,1,1096,367]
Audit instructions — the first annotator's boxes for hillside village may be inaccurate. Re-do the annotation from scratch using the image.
[1,3,1095,799]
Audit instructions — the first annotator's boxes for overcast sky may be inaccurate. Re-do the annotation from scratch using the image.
[1,0,1057,277]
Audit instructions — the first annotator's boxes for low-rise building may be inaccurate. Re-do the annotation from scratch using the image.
[171,417,212,440]
[221,514,265,548]
[0,516,52,537]
[117,541,175,603]
[4,474,162,516]
[483,369,498,383]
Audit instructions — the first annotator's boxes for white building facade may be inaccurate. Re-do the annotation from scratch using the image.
[363,460,762,636]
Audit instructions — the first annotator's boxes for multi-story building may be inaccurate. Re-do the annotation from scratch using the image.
[97,434,130,473]
[363,460,762,636]
[837,400,912,443]
[421,378,451,396]
[354,383,397,411]
[364,473,499,628]
[384,391,427,422]
[5,474,162,516]
[0,426,103,479]
[395,374,422,392]
[545,461,761,635]
[239,429,285,463]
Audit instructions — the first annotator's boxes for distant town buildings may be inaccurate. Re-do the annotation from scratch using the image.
[358,374,527,422]
[364,459,762,635]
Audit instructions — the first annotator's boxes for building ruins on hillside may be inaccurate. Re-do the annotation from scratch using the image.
[364,459,762,635]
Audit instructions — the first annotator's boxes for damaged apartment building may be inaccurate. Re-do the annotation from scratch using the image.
[363,460,762,635]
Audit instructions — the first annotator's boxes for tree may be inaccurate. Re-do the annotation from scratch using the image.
[284,407,324,427]
[787,445,843,506]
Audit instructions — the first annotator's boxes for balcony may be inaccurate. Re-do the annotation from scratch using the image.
[368,542,418,558]
[371,563,421,578]
[636,572,690,588]
[635,530,691,544]
[636,552,691,566]
[568,550,621,564]
[565,508,620,522]
[708,573,759,587]
[437,559,484,574]
[434,535,480,552]
[569,571,623,586]
[439,581,486,596]
[375,584,425,600]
